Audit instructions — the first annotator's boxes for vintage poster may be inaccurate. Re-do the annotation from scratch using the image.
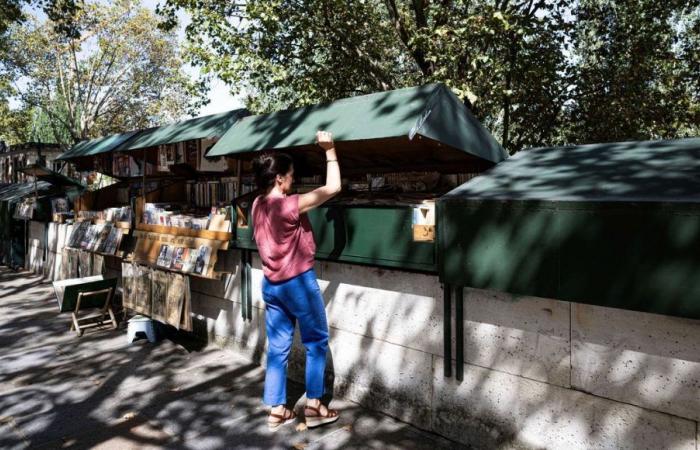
[165,273,186,328]
[150,269,168,322]
[121,262,136,311]
[133,264,152,316]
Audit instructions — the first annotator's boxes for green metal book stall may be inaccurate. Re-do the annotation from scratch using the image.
[438,137,700,321]
[207,83,508,273]
[0,166,84,269]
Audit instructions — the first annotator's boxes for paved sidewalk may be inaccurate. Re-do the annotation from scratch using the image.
[0,267,459,449]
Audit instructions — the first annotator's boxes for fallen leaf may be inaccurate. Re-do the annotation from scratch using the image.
[342,425,352,432]
[295,423,308,432]
[292,443,307,450]
[0,415,12,424]
[123,412,136,420]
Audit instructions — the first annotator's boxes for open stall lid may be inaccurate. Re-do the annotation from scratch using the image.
[206,83,507,175]
[0,181,53,202]
[19,163,85,190]
[115,109,248,152]
[56,130,141,161]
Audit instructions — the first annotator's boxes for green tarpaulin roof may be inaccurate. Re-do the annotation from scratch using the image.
[57,109,247,161]
[206,83,507,164]
[442,137,700,203]
[117,109,246,152]
[56,130,140,161]
[19,164,85,189]
[0,181,53,202]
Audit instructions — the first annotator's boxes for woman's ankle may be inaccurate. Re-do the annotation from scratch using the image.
[271,404,286,414]
[306,398,321,408]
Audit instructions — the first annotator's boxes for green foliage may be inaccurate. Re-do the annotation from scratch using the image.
[565,0,700,143]
[1,0,207,147]
[160,0,699,152]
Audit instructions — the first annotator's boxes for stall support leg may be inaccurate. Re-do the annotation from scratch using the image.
[455,285,464,381]
[240,250,248,320]
[245,250,253,321]
[443,283,452,378]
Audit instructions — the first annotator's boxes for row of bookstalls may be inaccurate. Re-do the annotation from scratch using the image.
[47,83,508,338]
[44,83,700,379]
[0,166,84,270]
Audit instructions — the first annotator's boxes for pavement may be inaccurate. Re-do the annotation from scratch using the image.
[0,267,460,449]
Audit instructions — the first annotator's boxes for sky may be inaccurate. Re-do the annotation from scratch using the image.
[17,0,245,118]
[140,0,244,117]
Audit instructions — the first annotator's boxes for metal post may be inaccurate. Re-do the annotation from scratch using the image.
[246,250,252,321]
[443,283,452,378]
[240,250,247,319]
[455,285,464,381]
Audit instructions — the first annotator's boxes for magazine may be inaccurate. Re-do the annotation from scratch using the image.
[101,228,123,255]
[181,249,197,273]
[170,247,186,270]
[68,222,90,248]
[93,224,112,252]
[156,244,173,267]
[193,245,211,275]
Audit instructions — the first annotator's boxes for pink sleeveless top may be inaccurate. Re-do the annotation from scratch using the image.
[252,193,316,282]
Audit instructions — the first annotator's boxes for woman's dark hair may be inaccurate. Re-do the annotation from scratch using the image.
[252,152,294,191]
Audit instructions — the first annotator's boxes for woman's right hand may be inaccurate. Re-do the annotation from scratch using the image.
[316,131,335,151]
[299,130,342,214]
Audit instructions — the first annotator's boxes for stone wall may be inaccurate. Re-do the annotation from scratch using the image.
[195,252,699,449]
[25,221,700,449]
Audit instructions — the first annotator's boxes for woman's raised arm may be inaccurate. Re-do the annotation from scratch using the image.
[298,131,341,214]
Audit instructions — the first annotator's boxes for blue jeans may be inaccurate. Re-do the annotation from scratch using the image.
[262,268,329,406]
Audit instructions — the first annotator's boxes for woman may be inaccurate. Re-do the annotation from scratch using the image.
[251,130,341,430]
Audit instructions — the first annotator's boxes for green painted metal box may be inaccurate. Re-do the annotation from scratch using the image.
[235,199,437,272]
[438,138,700,320]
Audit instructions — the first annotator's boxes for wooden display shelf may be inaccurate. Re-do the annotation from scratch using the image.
[136,223,232,243]
[124,258,223,281]
[93,220,131,230]
[64,246,125,259]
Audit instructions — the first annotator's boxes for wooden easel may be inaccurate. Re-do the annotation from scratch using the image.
[70,287,117,336]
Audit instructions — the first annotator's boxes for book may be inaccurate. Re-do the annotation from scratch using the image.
[156,244,173,267]
[170,247,186,270]
[193,245,211,275]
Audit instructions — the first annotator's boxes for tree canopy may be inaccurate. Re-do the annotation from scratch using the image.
[160,0,699,153]
[0,0,206,147]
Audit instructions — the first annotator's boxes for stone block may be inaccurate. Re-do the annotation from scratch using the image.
[572,303,700,422]
[432,357,696,450]
[463,288,571,387]
[305,326,433,426]
[318,261,442,355]
[190,291,264,361]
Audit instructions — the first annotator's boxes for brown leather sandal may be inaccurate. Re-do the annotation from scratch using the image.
[304,405,339,428]
[268,408,296,430]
